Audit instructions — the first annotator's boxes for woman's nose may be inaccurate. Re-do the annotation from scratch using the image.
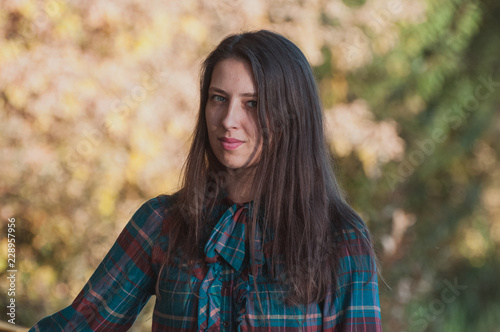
[221,100,241,130]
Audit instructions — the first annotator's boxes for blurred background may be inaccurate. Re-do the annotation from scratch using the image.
[1,0,499,331]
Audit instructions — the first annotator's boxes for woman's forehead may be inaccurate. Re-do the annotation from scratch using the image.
[210,58,257,94]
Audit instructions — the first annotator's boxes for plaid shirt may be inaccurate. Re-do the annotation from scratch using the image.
[30,194,382,331]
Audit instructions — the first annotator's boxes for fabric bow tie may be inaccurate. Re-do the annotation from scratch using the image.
[204,204,249,271]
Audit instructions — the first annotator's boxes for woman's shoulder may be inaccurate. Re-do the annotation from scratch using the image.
[333,214,372,243]
[333,216,378,274]
[146,192,179,213]
[127,193,179,233]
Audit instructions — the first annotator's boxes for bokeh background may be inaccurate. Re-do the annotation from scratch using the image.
[1,0,499,331]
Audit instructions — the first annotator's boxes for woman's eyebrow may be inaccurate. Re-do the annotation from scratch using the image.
[209,86,257,97]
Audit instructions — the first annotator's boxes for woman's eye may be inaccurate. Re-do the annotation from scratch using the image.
[248,100,257,108]
[212,95,226,102]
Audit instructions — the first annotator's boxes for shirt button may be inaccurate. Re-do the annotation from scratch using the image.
[222,321,229,328]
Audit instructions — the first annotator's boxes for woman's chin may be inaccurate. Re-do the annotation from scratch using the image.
[221,160,257,172]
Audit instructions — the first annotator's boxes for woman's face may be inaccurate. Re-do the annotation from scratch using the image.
[205,58,262,171]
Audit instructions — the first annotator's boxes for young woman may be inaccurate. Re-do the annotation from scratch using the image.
[30,30,382,331]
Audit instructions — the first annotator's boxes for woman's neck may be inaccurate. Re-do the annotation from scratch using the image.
[225,167,256,204]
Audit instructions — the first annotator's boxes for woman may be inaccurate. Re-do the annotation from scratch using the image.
[30,30,382,331]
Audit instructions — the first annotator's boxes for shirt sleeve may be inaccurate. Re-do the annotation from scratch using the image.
[29,197,166,332]
[321,229,383,331]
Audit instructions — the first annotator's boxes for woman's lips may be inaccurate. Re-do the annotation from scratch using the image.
[218,137,243,150]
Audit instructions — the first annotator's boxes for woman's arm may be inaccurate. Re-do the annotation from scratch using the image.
[29,197,166,331]
[322,229,383,331]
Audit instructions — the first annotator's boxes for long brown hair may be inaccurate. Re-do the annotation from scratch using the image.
[157,30,376,305]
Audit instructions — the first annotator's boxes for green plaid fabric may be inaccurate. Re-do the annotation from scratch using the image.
[30,193,382,331]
